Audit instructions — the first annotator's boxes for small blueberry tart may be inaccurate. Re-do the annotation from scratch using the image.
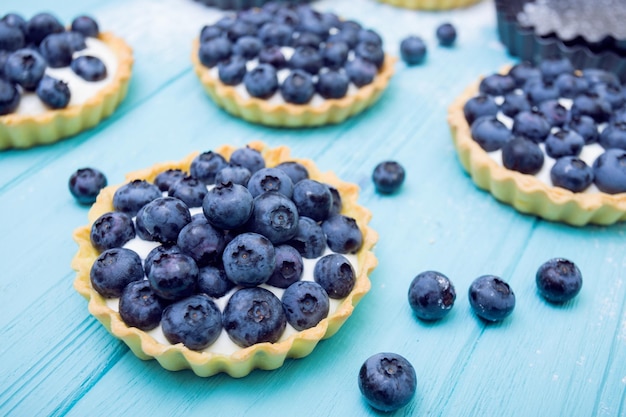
[190,3,396,127]
[0,12,133,149]
[495,0,626,82]
[378,0,481,10]
[448,60,626,225]
[72,141,378,377]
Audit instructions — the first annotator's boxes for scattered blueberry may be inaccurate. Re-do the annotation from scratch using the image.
[90,248,144,298]
[119,280,163,331]
[408,271,456,321]
[372,161,406,194]
[536,258,583,303]
[282,281,329,330]
[161,294,223,350]
[358,352,417,412]
[69,167,107,205]
[90,211,135,252]
[399,35,426,66]
[550,156,594,192]
[468,275,515,322]
[436,23,456,47]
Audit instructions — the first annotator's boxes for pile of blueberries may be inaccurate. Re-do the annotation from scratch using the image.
[197,2,387,104]
[464,57,626,194]
[0,12,106,115]
[80,146,365,351]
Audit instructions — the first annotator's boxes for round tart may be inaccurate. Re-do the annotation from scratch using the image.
[378,0,481,10]
[0,14,133,150]
[191,4,396,127]
[448,62,626,226]
[72,142,378,377]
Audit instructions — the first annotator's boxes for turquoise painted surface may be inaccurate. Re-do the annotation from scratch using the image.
[1,0,625,416]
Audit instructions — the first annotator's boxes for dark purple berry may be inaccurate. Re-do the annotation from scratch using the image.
[468,275,515,322]
[408,271,456,321]
[536,258,583,303]
[358,352,417,412]
[69,167,107,205]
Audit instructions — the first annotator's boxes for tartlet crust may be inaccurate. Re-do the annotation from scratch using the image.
[190,38,396,127]
[378,0,481,10]
[71,141,378,377]
[0,32,133,150]
[448,69,626,226]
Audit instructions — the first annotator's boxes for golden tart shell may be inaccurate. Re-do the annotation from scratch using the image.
[191,38,396,127]
[378,0,481,10]
[448,69,626,226]
[0,32,133,150]
[71,141,378,377]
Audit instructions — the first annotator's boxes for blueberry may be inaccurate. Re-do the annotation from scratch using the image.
[479,73,516,96]
[292,179,332,221]
[316,70,349,99]
[511,110,551,143]
[508,61,541,87]
[143,244,183,277]
[1,13,27,33]
[202,181,253,229]
[198,37,232,68]
[372,160,406,194]
[285,216,325,259]
[161,294,222,350]
[266,244,303,289]
[244,63,279,99]
[524,78,560,105]
[39,33,74,68]
[327,29,359,49]
[358,29,382,47]
[289,45,323,75]
[570,91,612,123]
[408,271,456,321]
[118,280,163,330]
[545,129,585,158]
[90,248,144,298]
[470,116,512,152]
[539,57,574,82]
[135,197,191,243]
[599,122,626,150]
[272,6,300,27]
[226,20,257,42]
[258,22,293,46]
[463,94,498,125]
[200,24,223,43]
[154,169,186,192]
[339,20,362,33]
[26,12,64,45]
[197,265,234,298]
[436,22,456,47]
[345,57,377,87]
[59,31,87,52]
[282,281,329,330]
[358,352,417,412]
[554,73,589,98]
[71,55,107,81]
[215,164,251,186]
[249,192,299,244]
[592,83,625,110]
[582,68,621,89]
[167,176,208,207]
[133,205,152,241]
[0,21,24,52]
[322,214,362,254]
[296,15,330,41]
[468,275,515,322]
[177,217,225,267]
[327,185,342,215]
[258,45,287,69]
[550,156,593,193]
[275,161,309,185]
[68,167,107,205]
[36,75,70,109]
[221,232,275,287]
[223,287,286,348]
[313,253,355,299]
[536,258,583,303]
[502,137,544,175]
[319,41,347,70]
[0,51,10,81]
[147,252,198,301]
[280,69,315,104]
[90,211,135,252]
[238,8,273,27]
[399,35,427,66]
[592,149,626,194]
[354,41,384,70]
[229,146,265,174]
[568,115,598,144]
[4,48,46,91]
[71,15,99,38]
[538,99,568,128]
[215,16,236,31]
[217,56,247,86]
[190,151,227,185]
[233,35,262,59]
[112,179,161,217]
[247,167,294,198]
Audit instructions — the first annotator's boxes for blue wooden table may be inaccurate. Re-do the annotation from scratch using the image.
[2,0,625,416]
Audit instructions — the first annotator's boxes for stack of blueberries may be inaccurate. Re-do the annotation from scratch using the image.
[0,12,105,114]
[198,2,386,104]
[87,146,364,351]
[464,57,626,194]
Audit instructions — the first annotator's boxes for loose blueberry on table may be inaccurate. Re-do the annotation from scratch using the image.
[400,35,427,66]
[408,270,456,321]
[468,275,516,322]
[372,160,406,194]
[358,352,417,412]
[436,23,457,47]
[536,258,583,303]
[68,167,107,205]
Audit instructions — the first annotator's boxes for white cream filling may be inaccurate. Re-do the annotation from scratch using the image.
[108,205,359,355]
[15,37,119,115]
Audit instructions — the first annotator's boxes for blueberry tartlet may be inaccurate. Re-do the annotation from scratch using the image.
[496,0,626,82]
[0,12,133,149]
[191,4,396,127]
[448,60,626,225]
[72,142,378,377]
[378,0,481,10]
